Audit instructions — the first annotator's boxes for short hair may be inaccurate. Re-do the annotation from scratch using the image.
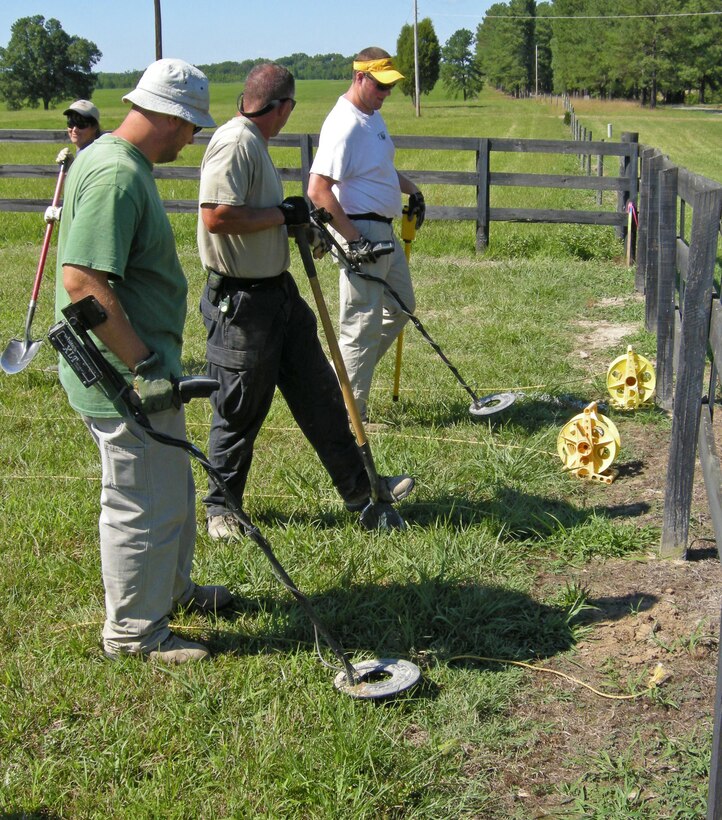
[243,63,295,110]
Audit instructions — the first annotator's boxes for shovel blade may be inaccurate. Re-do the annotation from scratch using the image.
[359,501,406,531]
[1,337,43,374]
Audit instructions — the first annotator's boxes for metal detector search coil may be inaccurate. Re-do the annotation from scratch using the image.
[334,658,421,700]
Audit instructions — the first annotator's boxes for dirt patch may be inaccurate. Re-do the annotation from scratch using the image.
[574,319,639,355]
[487,312,722,815]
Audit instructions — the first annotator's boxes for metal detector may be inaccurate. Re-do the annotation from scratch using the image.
[47,296,420,700]
[311,209,517,420]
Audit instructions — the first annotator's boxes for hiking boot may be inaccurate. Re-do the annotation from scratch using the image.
[344,474,415,512]
[177,583,233,614]
[104,633,210,664]
[146,634,210,664]
[207,513,244,541]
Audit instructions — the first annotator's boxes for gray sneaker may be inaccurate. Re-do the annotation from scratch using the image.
[104,633,210,664]
[207,513,244,540]
[345,474,415,512]
[176,583,233,614]
[146,634,210,664]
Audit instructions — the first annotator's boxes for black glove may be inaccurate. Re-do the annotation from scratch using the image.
[408,191,425,229]
[346,236,377,266]
[279,196,310,226]
[132,352,180,414]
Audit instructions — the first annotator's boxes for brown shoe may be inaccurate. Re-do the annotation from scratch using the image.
[178,583,233,614]
[104,633,210,664]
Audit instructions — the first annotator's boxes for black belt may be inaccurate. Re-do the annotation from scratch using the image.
[348,212,393,224]
[206,270,287,305]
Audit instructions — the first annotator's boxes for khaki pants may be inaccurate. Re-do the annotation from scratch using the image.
[337,219,415,420]
[84,408,196,654]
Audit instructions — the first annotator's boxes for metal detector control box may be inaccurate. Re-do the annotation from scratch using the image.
[47,321,104,387]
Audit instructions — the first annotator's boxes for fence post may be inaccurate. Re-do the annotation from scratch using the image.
[656,166,678,412]
[635,148,655,292]
[660,188,722,558]
[476,138,491,251]
[644,153,665,332]
[299,133,314,197]
[616,132,639,244]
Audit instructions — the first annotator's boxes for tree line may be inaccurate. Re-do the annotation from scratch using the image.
[1,7,720,112]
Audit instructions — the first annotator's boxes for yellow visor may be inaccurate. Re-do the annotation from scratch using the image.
[353,58,405,84]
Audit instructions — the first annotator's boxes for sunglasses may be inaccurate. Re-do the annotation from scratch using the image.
[278,97,297,111]
[364,73,395,92]
[67,115,94,129]
[192,125,202,135]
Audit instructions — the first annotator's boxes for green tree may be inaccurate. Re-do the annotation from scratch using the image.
[441,29,484,100]
[396,17,441,104]
[477,0,536,95]
[0,15,101,110]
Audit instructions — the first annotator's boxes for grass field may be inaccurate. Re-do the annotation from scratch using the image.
[0,84,719,817]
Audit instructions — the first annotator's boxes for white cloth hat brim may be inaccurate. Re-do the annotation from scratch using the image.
[123,88,216,128]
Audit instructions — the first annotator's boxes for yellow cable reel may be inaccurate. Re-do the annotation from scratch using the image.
[606,345,656,410]
[557,401,621,484]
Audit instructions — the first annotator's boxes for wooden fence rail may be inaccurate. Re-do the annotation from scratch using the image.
[0,129,639,252]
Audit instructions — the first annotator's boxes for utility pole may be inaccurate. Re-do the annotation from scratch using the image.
[414,0,421,117]
[535,44,538,96]
[154,0,163,61]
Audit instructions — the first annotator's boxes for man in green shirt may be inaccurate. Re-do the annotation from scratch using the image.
[55,59,229,664]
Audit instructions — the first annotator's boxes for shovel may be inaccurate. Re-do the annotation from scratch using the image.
[293,225,405,531]
[1,149,73,374]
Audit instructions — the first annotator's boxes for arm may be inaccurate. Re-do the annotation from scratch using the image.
[307,173,362,243]
[62,264,150,370]
[201,202,285,236]
[397,172,421,197]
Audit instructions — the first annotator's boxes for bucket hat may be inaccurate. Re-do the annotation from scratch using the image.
[123,58,216,128]
[63,100,100,122]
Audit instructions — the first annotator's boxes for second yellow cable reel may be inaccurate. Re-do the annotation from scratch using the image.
[606,345,656,410]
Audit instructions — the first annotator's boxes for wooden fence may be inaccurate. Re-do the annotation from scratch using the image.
[0,128,639,252]
[634,144,722,820]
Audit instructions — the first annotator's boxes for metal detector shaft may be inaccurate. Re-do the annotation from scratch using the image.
[292,226,406,531]
[50,300,358,685]
[312,211,482,406]
[293,230,378,494]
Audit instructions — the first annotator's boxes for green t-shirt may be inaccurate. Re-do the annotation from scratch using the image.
[55,134,188,417]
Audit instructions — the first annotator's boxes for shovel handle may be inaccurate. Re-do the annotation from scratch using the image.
[30,157,72,301]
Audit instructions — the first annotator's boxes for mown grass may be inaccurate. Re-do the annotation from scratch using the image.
[0,84,714,818]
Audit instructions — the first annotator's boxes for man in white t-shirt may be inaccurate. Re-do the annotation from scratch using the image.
[308,47,425,423]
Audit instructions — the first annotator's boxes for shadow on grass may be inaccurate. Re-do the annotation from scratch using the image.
[250,481,650,537]
[211,577,584,666]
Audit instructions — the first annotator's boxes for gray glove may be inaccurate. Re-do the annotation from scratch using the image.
[346,236,376,266]
[132,352,179,414]
[408,191,425,229]
[306,225,331,259]
[56,147,74,166]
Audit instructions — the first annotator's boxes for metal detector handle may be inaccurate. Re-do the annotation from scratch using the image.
[175,376,219,403]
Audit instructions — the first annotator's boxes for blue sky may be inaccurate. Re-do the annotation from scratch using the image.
[2,1,496,73]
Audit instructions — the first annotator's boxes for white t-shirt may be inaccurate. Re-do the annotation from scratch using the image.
[311,96,402,219]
